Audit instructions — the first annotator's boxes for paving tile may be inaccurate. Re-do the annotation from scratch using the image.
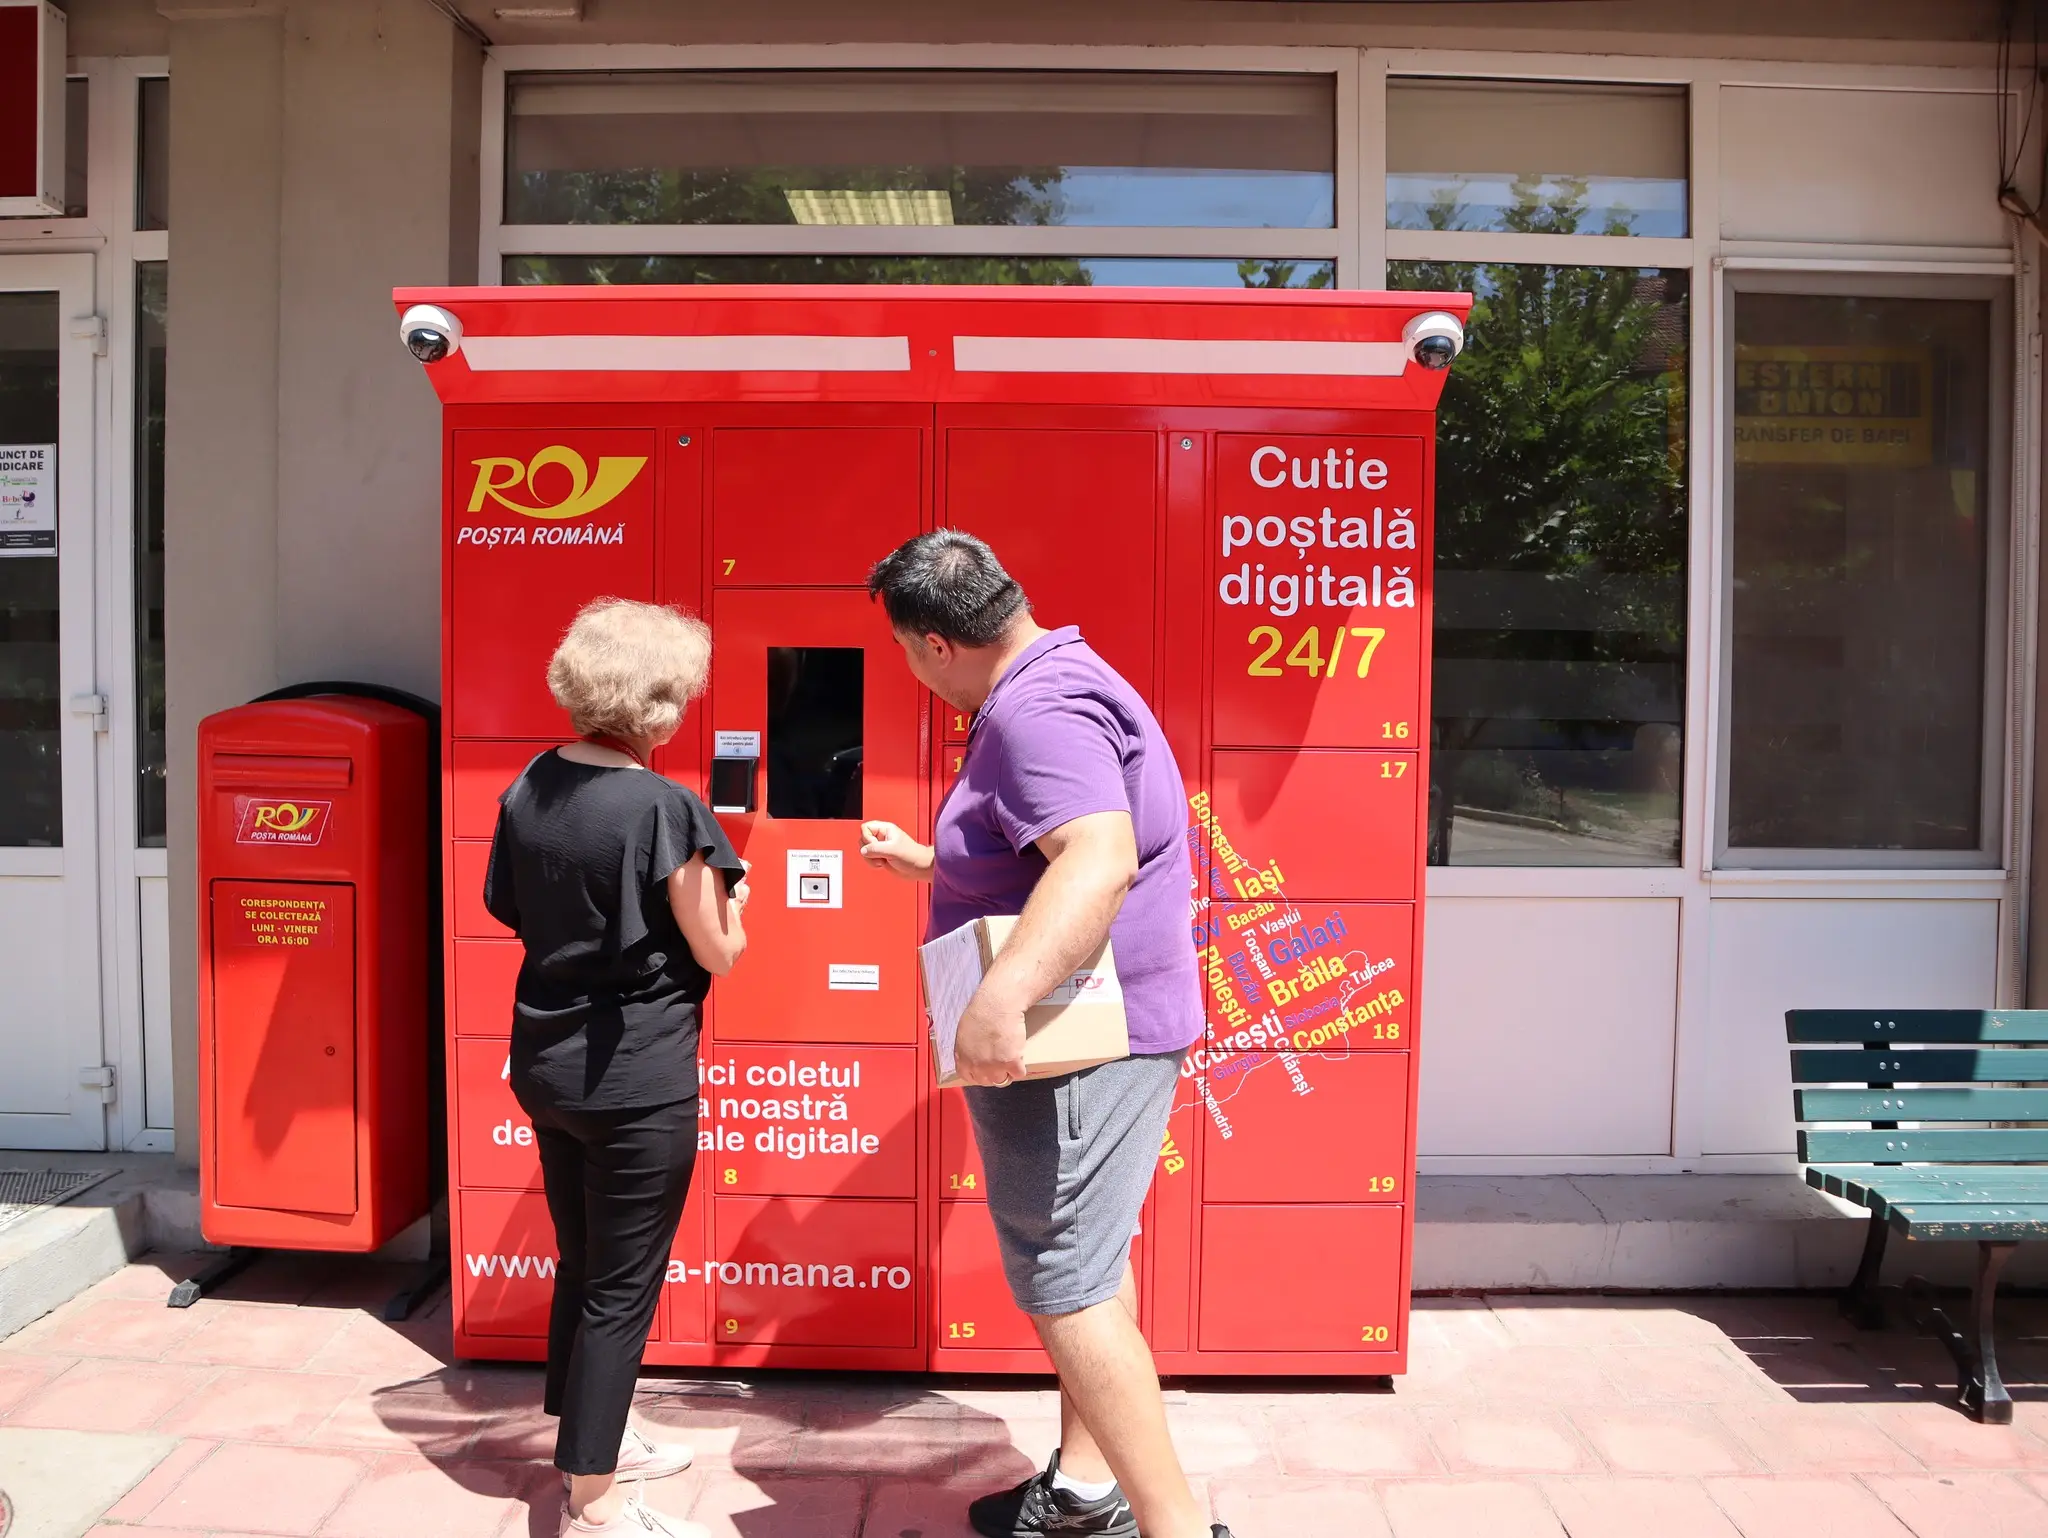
[101,1437,222,1522]
[1208,1475,1391,1538]
[777,1414,966,1478]
[628,1402,805,1471]
[34,1298,210,1360]
[1538,1477,1741,1538]
[1565,1406,1755,1475]
[1704,1476,1915,1538]
[1379,1478,1564,1538]
[465,1403,562,1463]
[1154,1403,1277,1476]
[949,1414,1058,1484]
[1862,1473,2048,1538]
[1592,1344,1783,1406]
[1862,1401,2048,1469]
[1487,1299,1652,1347]
[1470,1343,1636,1406]
[1711,1403,1924,1474]
[859,1477,995,1538]
[80,1257,209,1302]
[1416,1406,1600,1474]
[684,1472,864,1538]
[319,1453,541,1538]
[164,1301,353,1370]
[311,1386,481,1457]
[8,1358,218,1432]
[157,1367,359,1443]
[146,1442,371,1535]
[1265,1403,1441,1476]
[302,1313,453,1384]
[0,1354,69,1417]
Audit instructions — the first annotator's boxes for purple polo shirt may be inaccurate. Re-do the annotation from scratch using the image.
[928,627,1202,1057]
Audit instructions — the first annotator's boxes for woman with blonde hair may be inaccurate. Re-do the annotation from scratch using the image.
[484,597,746,1538]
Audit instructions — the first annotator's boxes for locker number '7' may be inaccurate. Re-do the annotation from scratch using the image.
[722,558,735,574]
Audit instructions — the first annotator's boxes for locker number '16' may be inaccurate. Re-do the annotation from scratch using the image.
[1247,625,1385,679]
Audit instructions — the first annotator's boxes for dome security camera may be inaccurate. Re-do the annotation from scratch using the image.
[1402,311,1465,371]
[399,304,462,365]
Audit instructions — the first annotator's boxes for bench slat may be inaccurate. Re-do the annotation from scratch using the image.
[1885,1202,2048,1240]
[1795,1087,2048,1121]
[1786,1010,2048,1044]
[1789,1048,2048,1086]
[1799,1128,2048,1163]
[1808,1165,2048,1215]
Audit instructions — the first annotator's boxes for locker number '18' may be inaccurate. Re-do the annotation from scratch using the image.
[1246,625,1385,679]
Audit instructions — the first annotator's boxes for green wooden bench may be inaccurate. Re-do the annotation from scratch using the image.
[1789,1009,2048,1423]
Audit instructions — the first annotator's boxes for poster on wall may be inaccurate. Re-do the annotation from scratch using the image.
[0,443,55,555]
[1732,346,1933,468]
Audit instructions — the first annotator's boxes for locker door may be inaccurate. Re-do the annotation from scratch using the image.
[707,589,922,1044]
[943,427,1160,703]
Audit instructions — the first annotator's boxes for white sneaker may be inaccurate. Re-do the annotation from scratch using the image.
[561,1491,709,1538]
[616,1425,694,1481]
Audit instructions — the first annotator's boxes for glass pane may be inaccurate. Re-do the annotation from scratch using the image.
[0,292,62,847]
[64,78,87,218]
[768,647,863,820]
[1387,79,1687,237]
[136,262,168,847]
[137,77,169,231]
[1391,262,1688,866]
[506,70,1335,229]
[505,254,1333,289]
[1728,293,1991,854]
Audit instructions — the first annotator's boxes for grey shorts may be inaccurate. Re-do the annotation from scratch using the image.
[963,1050,1185,1317]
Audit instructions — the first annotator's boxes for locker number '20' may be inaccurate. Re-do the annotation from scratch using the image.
[1361,1324,1390,1344]
[1246,625,1385,679]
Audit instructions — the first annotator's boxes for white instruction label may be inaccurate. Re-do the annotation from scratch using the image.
[714,730,761,758]
[786,848,843,909]
[828,964,881,992]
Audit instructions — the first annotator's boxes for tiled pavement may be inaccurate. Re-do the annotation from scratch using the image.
[3,1255,2048,1536]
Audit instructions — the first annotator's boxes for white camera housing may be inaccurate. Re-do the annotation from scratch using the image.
[1402,310,1465,371]
[399,304,463,365]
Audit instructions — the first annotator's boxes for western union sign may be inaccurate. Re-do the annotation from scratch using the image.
[1733,346,1933,467]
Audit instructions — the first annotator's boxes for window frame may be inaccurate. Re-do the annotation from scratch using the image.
[479,44,1363,285]
[1713,268,2014,871]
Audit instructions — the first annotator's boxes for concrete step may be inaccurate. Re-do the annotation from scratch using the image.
[1414,1173,2048,1291]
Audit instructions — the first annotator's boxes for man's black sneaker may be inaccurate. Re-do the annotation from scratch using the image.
[967,1451,1137,1538]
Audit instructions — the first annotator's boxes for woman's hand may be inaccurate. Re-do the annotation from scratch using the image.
[730,858,751,912]
[860,820,936,881]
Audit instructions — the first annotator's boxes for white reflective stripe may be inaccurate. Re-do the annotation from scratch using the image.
[952,335,1410,377]
[461,333,912,372]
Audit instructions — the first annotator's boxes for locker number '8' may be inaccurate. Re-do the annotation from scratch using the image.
[1246,625,1384,679]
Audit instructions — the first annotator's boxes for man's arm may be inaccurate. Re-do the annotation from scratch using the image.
[951,810,1138,1085]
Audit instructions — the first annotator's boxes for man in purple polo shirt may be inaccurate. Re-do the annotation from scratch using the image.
[860,532,1227,1538]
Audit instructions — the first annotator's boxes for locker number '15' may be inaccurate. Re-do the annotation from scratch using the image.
[1247,625,1385,679]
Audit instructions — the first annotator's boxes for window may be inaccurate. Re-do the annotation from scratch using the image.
[135,262,168,847]
[1387,79,1687,237]
[0,293,61,846]
[506,70,1335,229]
[768,647,863,820]
[63,79,87,219]
[506,254,1333,289]
[136,77,169,232]
[1725,288,1997,861]
[1391,262,1689,866]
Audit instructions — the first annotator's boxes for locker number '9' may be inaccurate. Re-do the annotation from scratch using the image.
[1246,625,1385,679]
[724,1318,738,1335]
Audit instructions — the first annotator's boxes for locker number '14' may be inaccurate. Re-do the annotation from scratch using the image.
[1246,625,1385,679]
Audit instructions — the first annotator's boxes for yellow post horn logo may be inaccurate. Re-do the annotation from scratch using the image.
[467,446,648,520]
[252,802,321,833]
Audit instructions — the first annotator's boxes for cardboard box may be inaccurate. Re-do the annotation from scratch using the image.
[919,914,1130,1087]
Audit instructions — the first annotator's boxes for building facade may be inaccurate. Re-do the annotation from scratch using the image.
[0,0,2039,1210]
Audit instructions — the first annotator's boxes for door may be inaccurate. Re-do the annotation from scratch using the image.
[0,254,105,1149]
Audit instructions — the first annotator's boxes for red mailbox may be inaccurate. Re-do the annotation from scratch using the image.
[400,284,1466,1374]
[197,697,431,1251]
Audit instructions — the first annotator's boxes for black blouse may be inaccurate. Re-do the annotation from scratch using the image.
[484,751,743,1112]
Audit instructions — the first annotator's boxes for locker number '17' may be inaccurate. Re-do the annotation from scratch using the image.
[1247,625,1385,679]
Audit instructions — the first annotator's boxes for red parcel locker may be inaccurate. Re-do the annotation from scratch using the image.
[401,285,1465,1374]
[197,698,431,1251]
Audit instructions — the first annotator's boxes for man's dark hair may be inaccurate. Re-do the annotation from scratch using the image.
[867,530,1030,647]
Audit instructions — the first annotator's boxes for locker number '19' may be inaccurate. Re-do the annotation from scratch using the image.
[1246,625,1385,679]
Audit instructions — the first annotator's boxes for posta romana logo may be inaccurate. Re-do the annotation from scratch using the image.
[235,798,332,846]
[467,446,647,520]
